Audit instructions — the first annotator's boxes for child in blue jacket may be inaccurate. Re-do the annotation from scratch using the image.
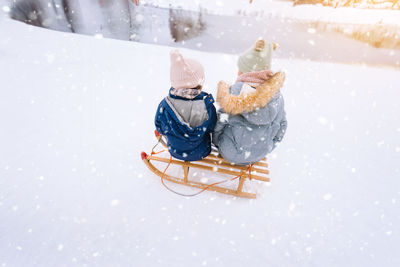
[155,50,217,161]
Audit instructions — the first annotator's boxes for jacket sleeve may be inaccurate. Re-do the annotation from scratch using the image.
[154,102,166,135]
[273,97,287,144]
[212,110,228,147]
[273,115,287,144]
[208,102,217,132]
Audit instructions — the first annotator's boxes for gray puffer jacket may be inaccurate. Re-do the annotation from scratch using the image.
[212,72,287,165]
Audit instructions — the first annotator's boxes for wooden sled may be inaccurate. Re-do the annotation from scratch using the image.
[141,131,270,199]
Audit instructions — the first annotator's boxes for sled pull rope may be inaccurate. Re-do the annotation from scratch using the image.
[150,135,167,155]
[159,154,254,197]
[151,150,166,155]
[149,137,255,197]
[248,164,254,180]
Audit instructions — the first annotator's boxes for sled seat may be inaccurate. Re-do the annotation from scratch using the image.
[140,131,270,199]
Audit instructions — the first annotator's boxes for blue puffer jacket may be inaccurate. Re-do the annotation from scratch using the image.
[212,72,287,165]
[155,89,217,161]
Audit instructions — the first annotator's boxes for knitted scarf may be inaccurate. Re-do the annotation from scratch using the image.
[236,70,274,85]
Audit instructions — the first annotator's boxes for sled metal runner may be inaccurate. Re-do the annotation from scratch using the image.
[141,131,270,199]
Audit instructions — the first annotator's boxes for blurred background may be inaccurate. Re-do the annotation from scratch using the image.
[1,0,399,67]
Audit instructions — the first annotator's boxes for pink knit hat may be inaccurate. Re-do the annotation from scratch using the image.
[170,50,204,90]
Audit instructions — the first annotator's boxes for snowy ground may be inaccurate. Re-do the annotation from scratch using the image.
[1,18,400,267]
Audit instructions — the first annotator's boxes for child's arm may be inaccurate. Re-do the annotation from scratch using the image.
[154,103,166,135]
[212,111,228,147]
[274,115,287,144]
[273,96,287,145]
[208,96,218,132]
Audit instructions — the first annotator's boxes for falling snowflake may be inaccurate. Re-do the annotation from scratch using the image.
[220,113,229,122]
[307,28,316,34]
[200,177,208,183]
[110,199,120,206]
[136,14,144,22]
[2,6,10,12]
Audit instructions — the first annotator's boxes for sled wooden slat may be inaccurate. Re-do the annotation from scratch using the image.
[142,156,256,198]
[147,155,270,182]
[236,177,246,194]
[206,153,269,168]
[199,157,269,175]
[183,165,189,183]
[155,131,268,168]
[146,131,271,199]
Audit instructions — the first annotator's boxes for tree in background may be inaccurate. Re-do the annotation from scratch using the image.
[169,7,206,42]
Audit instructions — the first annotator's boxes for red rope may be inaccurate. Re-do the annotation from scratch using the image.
[151,149,166,155]
[248,164,254,180]
[150,137,254,197]
[160,154,173,190]
[159,154,253,197]
[192,165,251,195]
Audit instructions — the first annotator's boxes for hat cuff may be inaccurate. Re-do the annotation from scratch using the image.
[172,80,203,89]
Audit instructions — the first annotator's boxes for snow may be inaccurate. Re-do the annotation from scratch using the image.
[0,0,9,17]
[147,0,400,25]
[1,18,400,266]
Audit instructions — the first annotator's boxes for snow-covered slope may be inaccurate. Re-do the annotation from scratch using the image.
[0,18,399,267]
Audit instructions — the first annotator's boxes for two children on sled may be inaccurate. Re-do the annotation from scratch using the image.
[155,38,287,166]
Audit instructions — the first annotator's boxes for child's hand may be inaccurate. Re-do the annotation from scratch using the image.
[272,42,279,51]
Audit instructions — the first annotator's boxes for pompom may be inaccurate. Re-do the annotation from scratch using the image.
[254,38,266,52]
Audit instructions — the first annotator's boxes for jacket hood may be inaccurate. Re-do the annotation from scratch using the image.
[216,71,285,115]
[155,91,217,161]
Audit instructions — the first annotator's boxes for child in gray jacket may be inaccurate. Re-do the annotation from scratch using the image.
[212,38,287,165]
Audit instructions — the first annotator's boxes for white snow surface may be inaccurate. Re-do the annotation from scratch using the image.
[1,18,400,266]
